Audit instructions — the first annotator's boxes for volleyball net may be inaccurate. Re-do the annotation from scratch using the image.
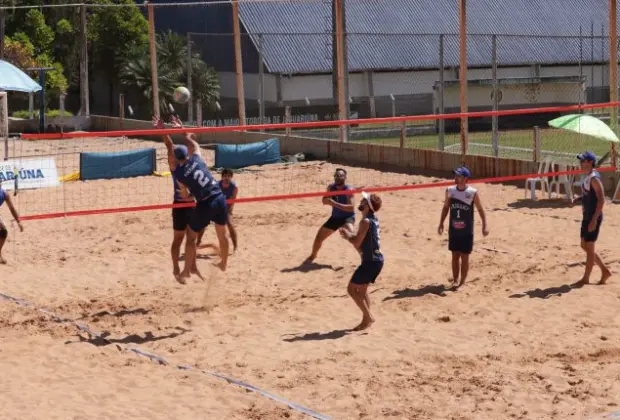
[0,100,617,222]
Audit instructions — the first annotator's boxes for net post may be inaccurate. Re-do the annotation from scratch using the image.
[459,0,468,158]
[28,93,33,119]
[147,1,160,118]
[438,34,445,151]
[491,35,499,160]
[285,106,292,138]
[1,92,7,161]
[196,99,202,127]
[399,121,405,163]
[533,126,541,163]
[187,32,193,124]
[119,94,125,119]
[59,94,65,134]
[258,34,265,128]
[231,0,246,127]
[79,5,89,117]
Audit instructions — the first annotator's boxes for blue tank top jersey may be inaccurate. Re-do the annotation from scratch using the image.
[219,180,237,200]
[581,171,602,221]
[329,183,355,219]
[0,188,5,207]
[172,173,193,202]
[172,154,222,202]
[360,214,383,262]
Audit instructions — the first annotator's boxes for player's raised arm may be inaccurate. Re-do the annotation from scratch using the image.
[438,189,450,234]
[153,116,177,171]
[171,115,200,156]
[473,192,489,236]
[341,219,370,250]
[4,195,23,232]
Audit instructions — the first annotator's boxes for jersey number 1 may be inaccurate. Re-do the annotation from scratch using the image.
[456,209,461,219]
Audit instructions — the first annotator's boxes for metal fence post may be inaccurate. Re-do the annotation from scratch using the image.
[438,34,445,151]
[59,94,66,134]
[258,34,265,129]
[491,35,499,159]
[533,126,541,163]
[187,32,193,124]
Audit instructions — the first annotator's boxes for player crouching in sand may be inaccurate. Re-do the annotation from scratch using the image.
[339,192,383,331]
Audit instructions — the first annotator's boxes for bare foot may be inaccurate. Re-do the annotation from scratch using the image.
[599,270,612,285]
[213,260,227,272]
[458,278,466,288]
[0,256,6,265]
[191,266,205,281]
[175,271,191,285]
[353,318,375,331]
[173,267,180,276]
[304,255,316,264]
[571,278,590,288]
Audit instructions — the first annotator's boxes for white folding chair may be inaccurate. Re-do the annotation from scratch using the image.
[549,163,573,200]
[525,158,551,200]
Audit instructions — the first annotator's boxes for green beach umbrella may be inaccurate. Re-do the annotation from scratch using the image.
[548,114,619,143]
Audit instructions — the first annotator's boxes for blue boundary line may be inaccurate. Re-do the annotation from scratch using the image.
[0,292,332,420]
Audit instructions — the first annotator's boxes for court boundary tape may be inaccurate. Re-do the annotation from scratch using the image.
[19,165,618,222]
[0,292,332,420]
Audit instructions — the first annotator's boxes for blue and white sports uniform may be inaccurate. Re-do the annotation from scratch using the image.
[323,183,355,231]
[580,170,603,242]
[447,185,477,254]
[350,214,384,285]
[171,172,195,231]
[172,153,228,232]
[0,187,7,233]
[218,180,237,200]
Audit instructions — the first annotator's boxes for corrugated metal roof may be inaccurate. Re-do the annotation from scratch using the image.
[237,0,616,74]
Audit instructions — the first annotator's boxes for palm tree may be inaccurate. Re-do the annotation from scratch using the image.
[119,54,179,115]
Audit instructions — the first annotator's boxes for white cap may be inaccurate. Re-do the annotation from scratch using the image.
[361,191,375,212]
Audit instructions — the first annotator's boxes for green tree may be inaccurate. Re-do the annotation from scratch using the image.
[23,9,54,55]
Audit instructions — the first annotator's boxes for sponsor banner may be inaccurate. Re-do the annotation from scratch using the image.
[0,158,60,190]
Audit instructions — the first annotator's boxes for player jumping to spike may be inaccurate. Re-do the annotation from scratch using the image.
[340,192,384,331]
[572,151,612,285]
[438,167,489,289]
[0,184,24,264]
[306,168,355,263]
[162,116,230,283]
[153,116,205,278]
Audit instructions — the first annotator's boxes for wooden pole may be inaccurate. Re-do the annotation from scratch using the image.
[187,33,193,124]
[147,1,160,118]
[0,9,5,60]
[232,1,246,126]
[609,0,618,167]
[79,5,89,116]
[334,0,347,142]
[459,0,468,159]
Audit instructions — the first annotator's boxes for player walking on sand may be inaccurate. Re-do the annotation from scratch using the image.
[0,185,24,264]
[438,166,489,289]
[339,192,384,331]
[306,168,355,263]
[161,116,230,283]
[572,151,612,285]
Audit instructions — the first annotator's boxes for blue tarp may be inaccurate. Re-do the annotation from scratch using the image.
[215,138,281,169]
[80,148,157,181]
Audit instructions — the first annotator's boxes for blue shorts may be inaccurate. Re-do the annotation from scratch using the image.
[189,194,228,233]
[350,260,384,285]
[449,234,473,254]
[581,216,603,243]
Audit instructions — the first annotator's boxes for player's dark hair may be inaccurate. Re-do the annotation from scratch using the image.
[222,168,234,177]
[335,168,347,175]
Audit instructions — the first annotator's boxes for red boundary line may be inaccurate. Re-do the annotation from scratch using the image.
[19,101,620,140]
[20,166,616,222]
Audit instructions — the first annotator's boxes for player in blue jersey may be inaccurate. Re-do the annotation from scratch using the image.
[438,167,489,289]
[572,151,612,285]
[339,192,383,331]
[153,116,205,277]
[305,168,356,263]
[160,116,230,283]
[0,185,24,264]
[218,168,239,252]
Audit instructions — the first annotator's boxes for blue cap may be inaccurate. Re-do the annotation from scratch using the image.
[577,151,597,163]
[453,166,471,178]
[174,145,188,160]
